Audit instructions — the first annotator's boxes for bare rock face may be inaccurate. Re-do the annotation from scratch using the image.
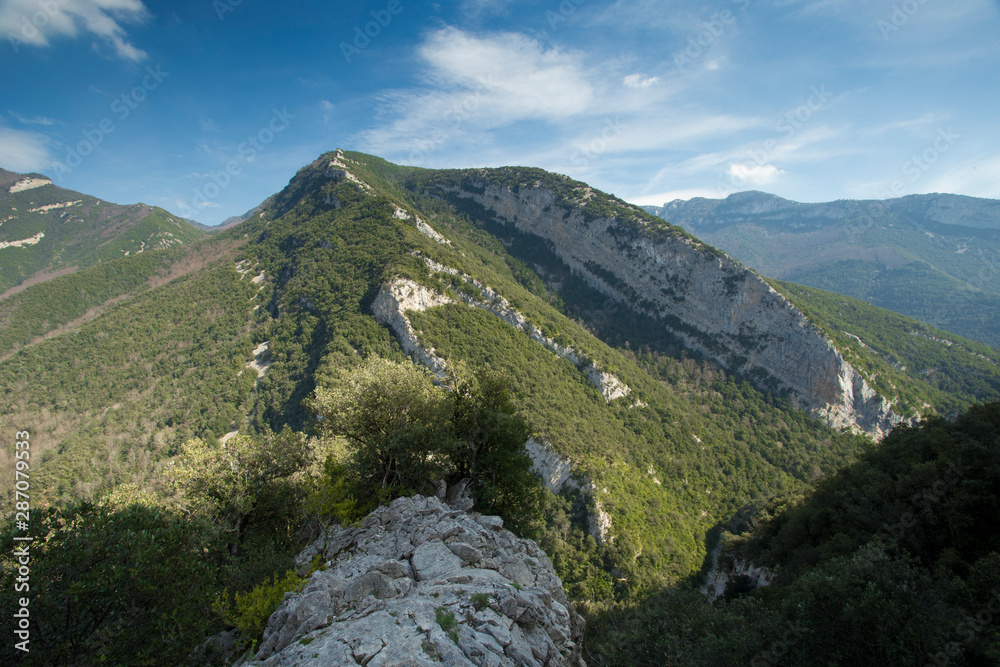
[244,495,585,667]
[371,277,452,376]
[445,181,903,439]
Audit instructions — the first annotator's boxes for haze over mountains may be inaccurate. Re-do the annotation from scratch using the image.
[644,191,1000,347]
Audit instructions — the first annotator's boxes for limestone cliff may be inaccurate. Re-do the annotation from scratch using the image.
[442,180,901,438]
[241,495,585,667]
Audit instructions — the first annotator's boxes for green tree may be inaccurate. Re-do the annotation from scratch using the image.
[0,501,216,666]
[448,364,542,532]
[307,357,456,501]
[170,428,311,555]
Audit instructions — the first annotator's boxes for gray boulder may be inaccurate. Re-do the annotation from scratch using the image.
[243,495,585,666]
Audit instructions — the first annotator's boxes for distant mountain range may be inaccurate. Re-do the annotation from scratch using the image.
[643,191,1000,347]
[0,168,204,294]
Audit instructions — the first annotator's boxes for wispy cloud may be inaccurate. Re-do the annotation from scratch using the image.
[0,0,150,61]
[321,100,334,124]
[360,27,594,155]
[0,125,54,173]
[8,111,56,126]
[623,73,659,88]
[924,154,1000,199]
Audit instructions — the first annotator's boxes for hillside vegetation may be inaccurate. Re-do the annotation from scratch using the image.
[587,402,1000,666]
[2,152,999,664]
[770,280,1000,418]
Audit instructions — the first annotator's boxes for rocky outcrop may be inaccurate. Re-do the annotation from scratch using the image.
[8,176,51,193]
[445,181,900,438]
[371,277,452,376]
[243,495,585,667]
[395,207,452,245]
[524,439,612,545]
[0,231,45,249]
[700,544,773,602]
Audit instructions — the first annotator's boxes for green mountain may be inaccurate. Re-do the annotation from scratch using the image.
[2,152,1000,663]
[643,191,1000,347]
[0,167,205,295]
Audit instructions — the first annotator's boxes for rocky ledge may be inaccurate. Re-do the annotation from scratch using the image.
[242,495,585,667]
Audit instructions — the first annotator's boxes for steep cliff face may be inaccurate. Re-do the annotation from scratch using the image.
[445,181,901,438]
[243,495,585,667]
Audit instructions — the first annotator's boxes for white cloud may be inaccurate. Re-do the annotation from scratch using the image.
[0,126,55,173]
[417,27,593,118]
[199,118,219,133]
[360,27,594,156]
[623,73,659,88]
[860,113,940,139]
[321,100,334,124]
[0,0,149,61]
[726,162,785,184]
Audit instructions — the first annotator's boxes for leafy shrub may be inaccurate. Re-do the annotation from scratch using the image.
[228,569,306,644]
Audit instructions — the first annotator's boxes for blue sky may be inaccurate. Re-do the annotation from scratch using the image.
[1,0,998,225]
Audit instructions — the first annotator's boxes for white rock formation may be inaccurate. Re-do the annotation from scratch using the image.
[525,438,577,495]
[27,200,81,213]
[408,255,631,403]
[416,218,451,245]
[247,342,271,381]
[700,545,773,602]
[242,495,585,667]
[371,277,452,376]
[8,177,51,193]
[0,231,44,249]
[524,438,612,545]
[325,151,374,193]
